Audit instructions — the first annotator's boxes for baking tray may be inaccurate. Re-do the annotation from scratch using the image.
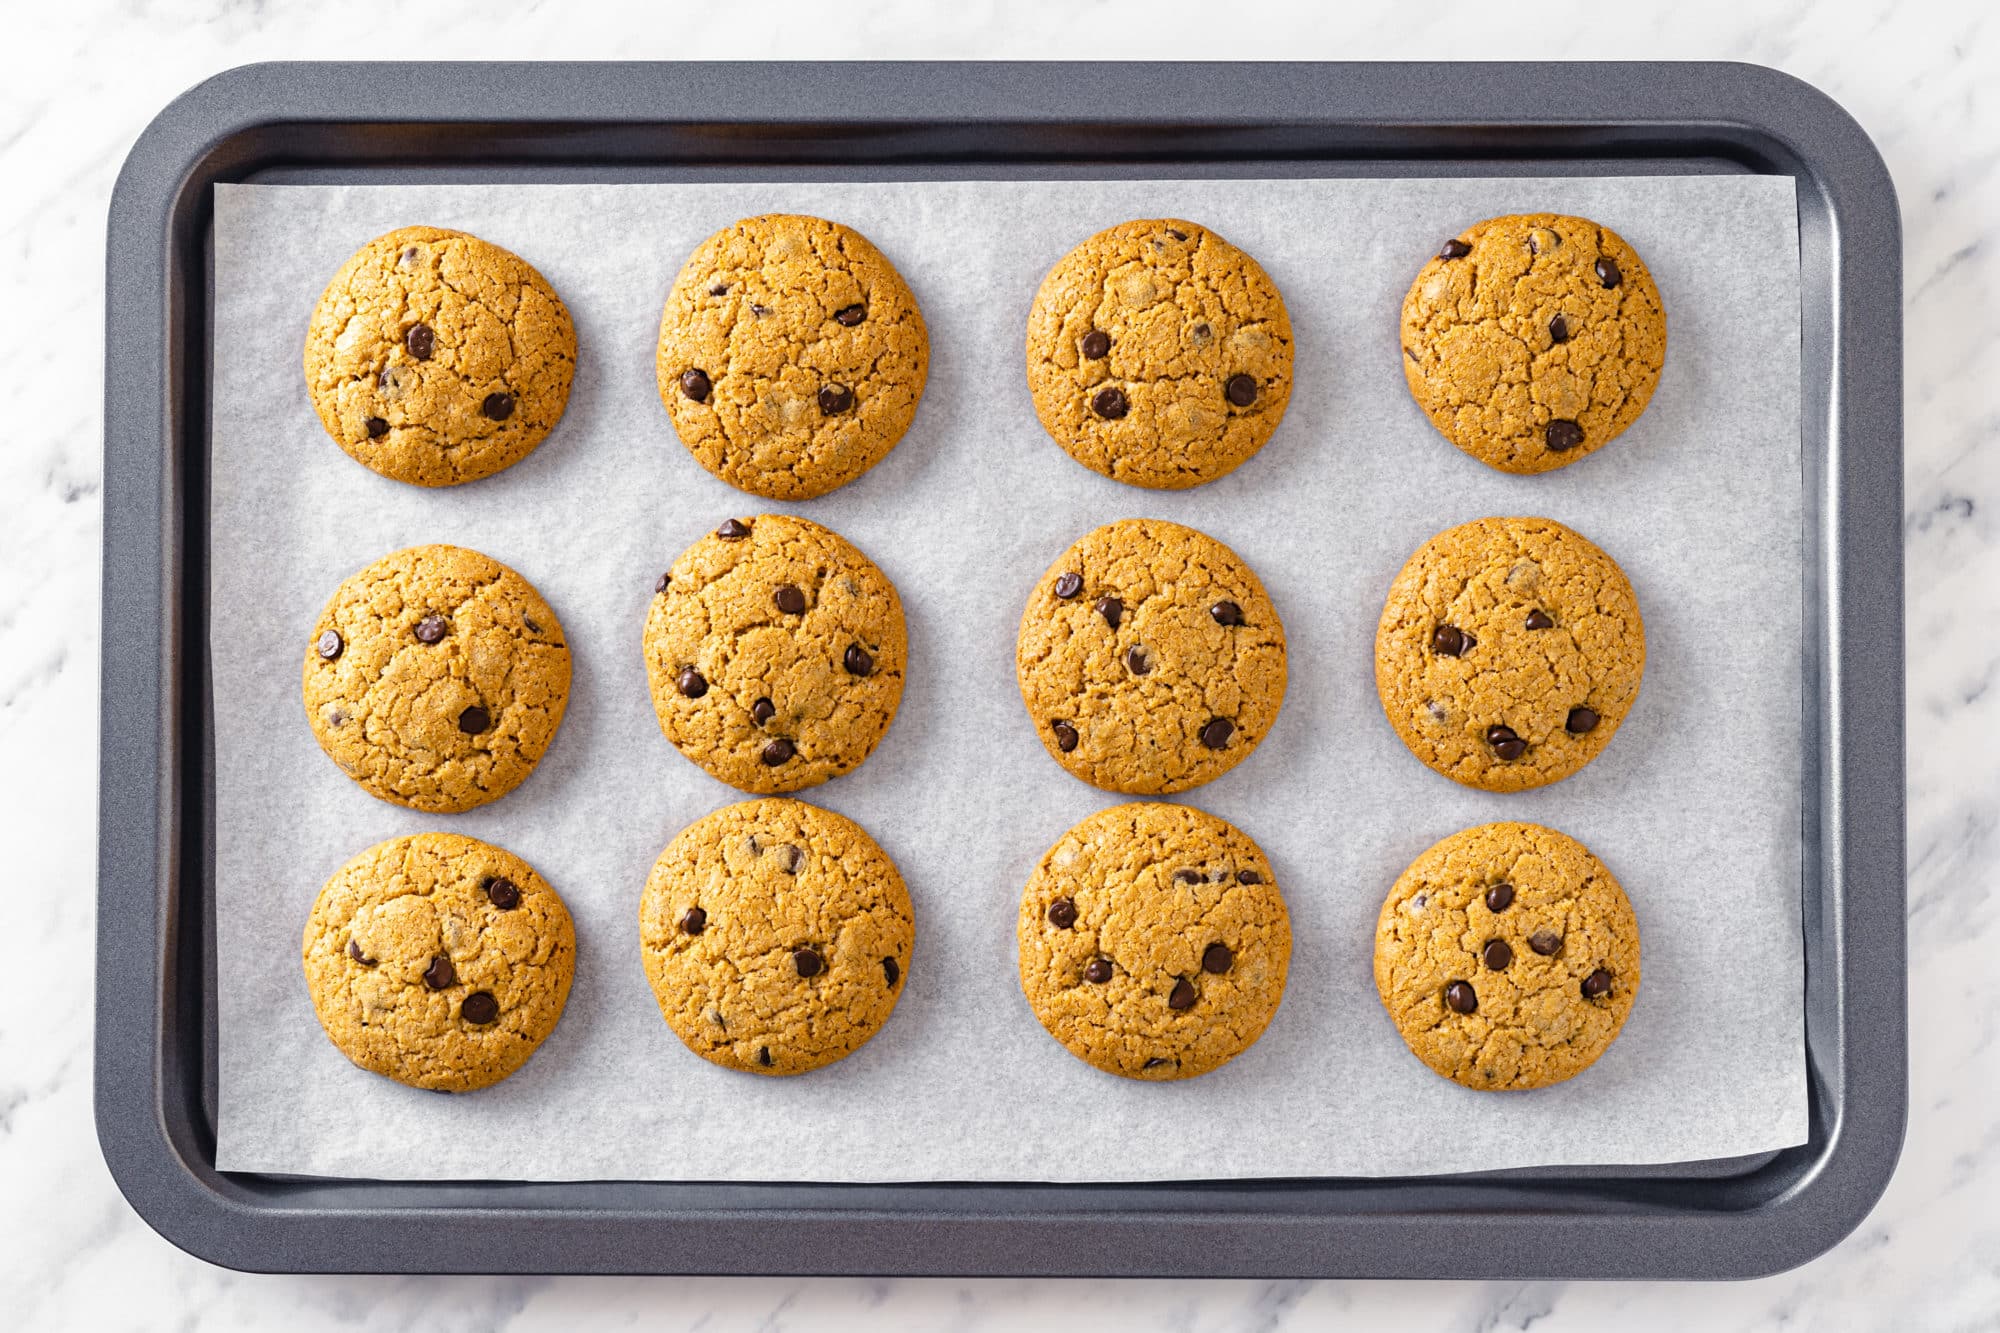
[95,60,1905,1279]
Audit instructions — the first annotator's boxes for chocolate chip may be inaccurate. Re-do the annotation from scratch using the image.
[1191,322,1212,342]
[819,384,856,415]
[1095,596,1123,629]
[1084,958,1113,984]
[1566,706,1601,734]
[1528,229,1559,255]
[1210,600,1243,626]
[1594,257,1622,288]
[364,416,389,439]
[773,584,807,615]
[414,614,447,644]
[523,616,541,634]
[750,303,771,318]
[1168,978,1196,1011]
[882,957,900,986]
[481,392,516,421]
[1173,869,1203,885]
[1124,644,1152,676]
[1237,869,1262,885]
[1525,609,1554,630]
[1142,1057,1170,1069]
[834,303,866,327]
[758,1047,773,1067]
[1224,374,1258,407]
[1582,968,1614,998]
[709,284,729,296]
[1091,387,1129,420]
[1482,939,1513,971]
[1053,571,1084,599]
[751,697,776,725]
[793,947,823,978]
[1047,898,1078,929]
[1444,980,1477,1013]
[423,955,456,990]
[716,518,751,539]
[676,668,707,699]
[1487,724,1526,761]
[680,369,712,402]
[1166,228,1188,241]
[1432,624,1468,657]
[776,844,803,874]
[404,323,435,360]
[1549,314,1571,345]
[457,704,490,735]
[1485,883,1515,912]
[460,991,498,1024]
[485,877,520,910]
[315,629,343,661]
[1202,942,1233,974]
[1052,721,1079,752]
[681,906,707,935]
[346,938,375,966]
[761,738,795,766]
[844,644,874,676]
[1075,329,1111,362]
[1546,419,1584,452]
[1529,929,1562,956]
[1199,717,1235,750]
[655,572,671,594]
[1439,239,1471,259]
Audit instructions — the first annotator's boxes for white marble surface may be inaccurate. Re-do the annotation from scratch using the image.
[1,0,1992,1327]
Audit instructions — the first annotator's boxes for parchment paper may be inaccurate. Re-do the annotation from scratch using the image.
[210,176,1805,1181]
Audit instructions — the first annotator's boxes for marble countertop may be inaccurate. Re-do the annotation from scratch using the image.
[3,1,1993,1327]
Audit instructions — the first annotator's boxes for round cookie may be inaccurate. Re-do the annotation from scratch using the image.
[1025,219,1293,489]
[1401,212,1666,474]
[644,514,906,795]
[1017,518,1286,795]
[1373,822,1640,1091]
[1018,802,1291,1081]
[303,832,575,1092]
[640,799,914,1076]
[305,226,576,487]
[656,214,929,500]
[1375,517,1643,793]
[304,544,571,814]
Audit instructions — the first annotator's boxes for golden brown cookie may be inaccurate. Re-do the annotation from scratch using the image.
[1375,517,1643,793]
[303,544,571,814]
[639,799,914,1076]
[656,214,929,500]
[302,832,575,1092]
[1018,802,1290,1081]
[1017,518,1286,795]
[305,226,576,487]
[1401,212,1665,474]
[1373,822,1640,1091]
[1025,219,1293,489]
[644,514,906,795]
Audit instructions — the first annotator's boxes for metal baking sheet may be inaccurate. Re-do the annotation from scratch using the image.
[96,60,1905,1278]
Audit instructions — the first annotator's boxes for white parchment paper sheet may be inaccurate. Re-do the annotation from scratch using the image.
[211,176,1803,1181]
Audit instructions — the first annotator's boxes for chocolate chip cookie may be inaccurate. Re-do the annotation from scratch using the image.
[305,226,577,487]
[304,544,571,814]
[640,799,914,1076]
[1026,219,1293,489]
[656,214,929,500]
[1374,821,1640,1090]
[1375,517,1643,793]
[1016,518,1286,794]
[303,832,576,1092]
[1401,213,1666,474]
[1018,802,1291,1081]
[644,514,906,794]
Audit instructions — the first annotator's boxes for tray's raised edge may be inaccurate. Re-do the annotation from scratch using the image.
[95,59,1905,1280]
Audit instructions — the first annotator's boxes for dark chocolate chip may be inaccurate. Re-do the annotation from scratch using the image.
[1549,314,1571,345]
[404,323,435,360]
[1224,374,1258,407]
[1142,1057,1170,1069]
[414,614,447,644]
[1546,418,1585,452]
[1080,330,1111,359]
[834,303,866,327]
[818,384,855,415]
[716,518,751,539]
[1173,869,1203,885]
[758,1046,773,1067]
[1047,898,1078,929]
[655,572,671,594]
[680,369,712,402]
[423,955,456,990]
[1166,228,1188,241]
[1487,725,1526,761]
[676,668,707,699]
[1202,942,1233,974]
[1439,238,1472,259]
[1485,883,1515,912]
[1525,609,1554,631]
[761,738,795,766]
[1084,958,1113,984]
[485,877,520,910]
[776,844,803,874]
[1210,600,1243,626]
[481,392,516,421]
[1199,717,1235,750]
[1444,980,1477,1013]
[1529,929,1563,956]
[1566,706,1601,734]
[1432,624,1468,657]
[793,947,823,978]
[1237,870,1262,885]
[1095,596,1123,629]
[364,416,389,439]
[751,697,776,725]
[460,991,498,1024]
[1168,978,1196,1011]
[882,956,900,986]
[523,616,541,634]
[346,938,375,966]
[457,705,490,735]
[1528,229,1559,255]
[1594,257,1622,288]
[1482,939,1514,971]
[315,629,343,661]
[681,906,707,935]
[1124,644,1152,676]
[1053,571,1084,599]
[1051,721,1079,752]
[773,584,807,615]
[843,644,875,677]
[1582,968,1614,998]
[709,283,729,296]
[1091,387,1129,420]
